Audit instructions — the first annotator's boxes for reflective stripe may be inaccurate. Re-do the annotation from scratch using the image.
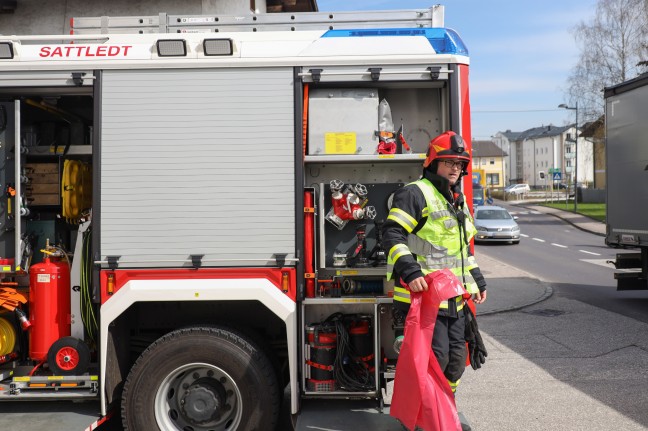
[407,235,448,258]
[444,218,458,229]
[387,208,417,233]
[412,179,438,210]
[430,209,452,220]
[389,244,411,263]
[393,287,411,304]
[439,296,464,309]
[423,256,458,270]
[448,379,460,393]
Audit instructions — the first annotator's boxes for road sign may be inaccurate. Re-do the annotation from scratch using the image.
[552,172,562,180]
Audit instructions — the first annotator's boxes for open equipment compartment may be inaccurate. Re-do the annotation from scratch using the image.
[300,65,453,400]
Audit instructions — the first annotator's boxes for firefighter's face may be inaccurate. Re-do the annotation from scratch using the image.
[436,158,466,185]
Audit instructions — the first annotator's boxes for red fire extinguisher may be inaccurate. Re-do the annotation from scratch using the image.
[28,256,71,362]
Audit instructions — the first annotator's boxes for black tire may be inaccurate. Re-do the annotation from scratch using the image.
[47,336,91,375]
[121,326,280,431]
[512,240,520,245]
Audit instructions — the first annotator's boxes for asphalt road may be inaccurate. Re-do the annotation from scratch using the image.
[479,202,648,324]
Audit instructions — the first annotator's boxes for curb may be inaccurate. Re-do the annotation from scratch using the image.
[519,204,606,237]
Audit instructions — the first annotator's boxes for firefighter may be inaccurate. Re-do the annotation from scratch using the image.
[383,130,488,394]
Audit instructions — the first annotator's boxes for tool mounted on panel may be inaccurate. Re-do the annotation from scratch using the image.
[368,219,387,267]
[325,180,376,230]
[346,223,371,268]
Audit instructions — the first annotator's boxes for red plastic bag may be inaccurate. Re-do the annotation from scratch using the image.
[390,269,467,431]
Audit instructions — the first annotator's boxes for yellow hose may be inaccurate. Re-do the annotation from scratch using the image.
[61,159,92,224]
[0,316,16,356]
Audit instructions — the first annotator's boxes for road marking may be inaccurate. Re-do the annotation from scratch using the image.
[551,243,567,248]
[580,258,620,269]
[520,234,529,238]
[530,211,541,214]
[532,238,545,242]
[579,249,600,256]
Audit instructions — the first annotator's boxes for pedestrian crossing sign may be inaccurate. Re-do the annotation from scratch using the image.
[552,172,562,180]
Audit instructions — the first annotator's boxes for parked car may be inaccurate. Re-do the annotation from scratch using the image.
[505,183,530,195]
[473,205,520,244]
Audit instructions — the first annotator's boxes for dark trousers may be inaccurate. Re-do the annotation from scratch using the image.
[432,310,466,385]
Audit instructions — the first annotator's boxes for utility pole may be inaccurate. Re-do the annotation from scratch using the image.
[559,103,578,212]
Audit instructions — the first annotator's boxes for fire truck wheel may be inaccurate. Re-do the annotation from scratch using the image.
[47,336,91,376]
[121,326,280,431]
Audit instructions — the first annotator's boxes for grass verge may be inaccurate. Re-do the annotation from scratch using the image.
[540,202,605,222]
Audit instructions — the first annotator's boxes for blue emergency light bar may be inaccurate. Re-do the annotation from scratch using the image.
[321,28,468,56]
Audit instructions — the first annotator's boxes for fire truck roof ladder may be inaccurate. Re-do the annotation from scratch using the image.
[71,6,445,35]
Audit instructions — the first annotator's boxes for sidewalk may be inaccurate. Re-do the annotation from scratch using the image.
[457,204,648,430]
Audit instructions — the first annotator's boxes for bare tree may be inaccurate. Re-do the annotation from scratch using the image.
[567,0,648,122]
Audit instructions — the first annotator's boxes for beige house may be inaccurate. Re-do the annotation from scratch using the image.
[471,140,508,188]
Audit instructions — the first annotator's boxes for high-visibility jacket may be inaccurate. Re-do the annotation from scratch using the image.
[384,176,482,312]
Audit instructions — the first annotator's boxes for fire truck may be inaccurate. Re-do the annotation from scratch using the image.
[0,6,474,430]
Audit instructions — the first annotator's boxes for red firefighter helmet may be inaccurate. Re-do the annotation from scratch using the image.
[423,131,471,168]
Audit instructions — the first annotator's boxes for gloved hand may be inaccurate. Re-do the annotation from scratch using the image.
[464,305,487,370]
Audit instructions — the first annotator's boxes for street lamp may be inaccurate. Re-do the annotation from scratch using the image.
[559,102,578,211]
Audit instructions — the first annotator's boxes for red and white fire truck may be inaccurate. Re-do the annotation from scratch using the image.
[0,6,474,430]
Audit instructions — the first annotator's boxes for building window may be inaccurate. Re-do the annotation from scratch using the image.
[486,173,500,186]
[489,158,495,165]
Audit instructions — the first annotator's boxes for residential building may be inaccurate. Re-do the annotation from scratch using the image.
[472,140,508,188]
[492,130,521,185]
[494,124,593,189]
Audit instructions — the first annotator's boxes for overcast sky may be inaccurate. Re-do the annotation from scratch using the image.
[316,0,598,140]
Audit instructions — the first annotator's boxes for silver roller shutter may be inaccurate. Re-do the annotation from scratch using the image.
[99,68,295,268]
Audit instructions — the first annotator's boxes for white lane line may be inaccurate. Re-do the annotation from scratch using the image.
[532,238,546,242]
[520,234,529,238]
[579,249,600,256]
[530,211,541,214]
[551,243,568,248]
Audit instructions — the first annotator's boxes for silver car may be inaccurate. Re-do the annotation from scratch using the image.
[473,205,520,244]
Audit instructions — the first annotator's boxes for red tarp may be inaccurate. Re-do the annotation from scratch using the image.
[390,269,467,431]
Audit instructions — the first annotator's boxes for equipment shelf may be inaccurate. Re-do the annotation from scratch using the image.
[304,153,425,163]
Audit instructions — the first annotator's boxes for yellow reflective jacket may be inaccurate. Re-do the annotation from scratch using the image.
[385,177,480,311]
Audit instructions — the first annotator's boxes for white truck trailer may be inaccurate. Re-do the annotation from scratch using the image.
[605,74,648,291]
